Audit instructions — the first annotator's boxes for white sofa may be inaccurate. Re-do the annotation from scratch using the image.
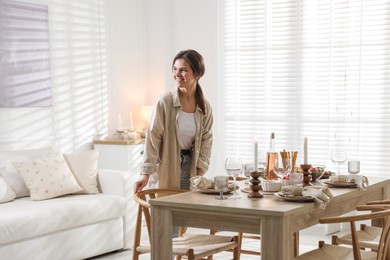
[0,148,136,260]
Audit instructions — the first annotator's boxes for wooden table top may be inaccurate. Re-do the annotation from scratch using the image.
[151,176,390,217]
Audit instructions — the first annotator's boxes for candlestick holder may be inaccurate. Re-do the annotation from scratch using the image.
[300,164,312,186]
[115,129,125,140]
[247,170,264,198]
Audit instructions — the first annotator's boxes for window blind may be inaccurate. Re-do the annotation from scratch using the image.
[223,0,390,176]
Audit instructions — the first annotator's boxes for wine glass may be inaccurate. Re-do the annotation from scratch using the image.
[244,163,253,185]
[272,157,292,185]
[214,176,229,200]
[330,148,347,176]
[225,157,243,199]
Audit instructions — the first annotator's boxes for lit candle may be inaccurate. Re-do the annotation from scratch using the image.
[303,136,308,164]
[129,112,134,131]
[117,113,123,130]
[254,137,258,171]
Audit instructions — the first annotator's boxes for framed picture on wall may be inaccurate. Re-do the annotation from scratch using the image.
[0,0,52,107]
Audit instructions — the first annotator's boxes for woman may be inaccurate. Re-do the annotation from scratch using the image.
[133,49,213,193]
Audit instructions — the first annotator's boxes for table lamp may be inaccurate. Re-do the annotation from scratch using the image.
[140,106,153,138]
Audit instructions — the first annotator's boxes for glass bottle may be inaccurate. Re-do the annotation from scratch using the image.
[266,132,278,180]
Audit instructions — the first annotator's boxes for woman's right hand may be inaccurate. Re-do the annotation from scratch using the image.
[133,174,150,193]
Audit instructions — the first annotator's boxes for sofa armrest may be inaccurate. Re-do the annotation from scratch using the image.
[97,169,138,249]
[98,169,133,199]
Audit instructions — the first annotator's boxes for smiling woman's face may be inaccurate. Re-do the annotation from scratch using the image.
[172,58,197,89]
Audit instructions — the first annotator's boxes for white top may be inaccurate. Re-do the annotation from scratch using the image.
[177,110,196,150]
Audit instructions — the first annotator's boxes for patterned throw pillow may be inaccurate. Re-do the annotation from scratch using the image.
[0,147,55,198]
[12,153,82,201]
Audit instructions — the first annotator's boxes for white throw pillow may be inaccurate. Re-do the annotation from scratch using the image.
[12,153,82,201]
[0,147,55,198]
[0,166,30,198]
[0,175,16,203]
[64,149,99,194]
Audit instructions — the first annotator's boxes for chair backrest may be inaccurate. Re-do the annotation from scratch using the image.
[133,189,189,244]
[375,208,390,260]
[355,207,390,260]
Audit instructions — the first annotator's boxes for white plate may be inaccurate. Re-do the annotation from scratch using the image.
[274,192,315,202]
[193,185,239,195]
[321,179,357,188]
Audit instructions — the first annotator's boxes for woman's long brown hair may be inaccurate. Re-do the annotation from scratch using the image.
[173,49,206,114]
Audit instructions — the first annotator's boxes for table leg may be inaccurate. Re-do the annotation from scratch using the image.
[151,206,172,260]
[261,216,293,260]
[294,232,299,257]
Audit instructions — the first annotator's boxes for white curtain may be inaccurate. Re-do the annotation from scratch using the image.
[223,0,390,176]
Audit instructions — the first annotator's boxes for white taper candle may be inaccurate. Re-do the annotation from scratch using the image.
[254,137,258,171]
[303,136,308,164]
[117,113,123,130]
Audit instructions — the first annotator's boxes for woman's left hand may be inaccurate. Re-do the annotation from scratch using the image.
[196,168,204,176]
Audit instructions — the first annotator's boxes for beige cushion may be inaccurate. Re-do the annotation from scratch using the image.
[12,153,82,201]
[64,150,99,194]
[0,175,16,203]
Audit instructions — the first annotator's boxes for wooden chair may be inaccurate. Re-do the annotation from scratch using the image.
[295,208,390,259]
[331,201,390,251]
[209,230,261,257]
[132,188,240,260]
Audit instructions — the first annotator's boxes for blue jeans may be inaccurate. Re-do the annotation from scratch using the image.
[173,149,192,238]
[180,149,192,190]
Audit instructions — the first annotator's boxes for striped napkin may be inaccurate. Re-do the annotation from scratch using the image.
[281,185,334,208]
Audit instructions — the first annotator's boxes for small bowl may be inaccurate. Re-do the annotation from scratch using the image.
[296,165,326,181]
[308,165,326,181]
[261,180,281,192]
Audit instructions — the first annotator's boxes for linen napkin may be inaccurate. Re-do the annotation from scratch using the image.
[329,175,369,190]
[190,176,214,189]
[281,185,334,208]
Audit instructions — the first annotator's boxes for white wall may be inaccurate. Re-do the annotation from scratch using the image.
[0,0,109,152]
[108,0,225,174]
[0,0,226,174]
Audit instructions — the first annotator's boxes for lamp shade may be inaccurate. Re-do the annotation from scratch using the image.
[141,106,153,130]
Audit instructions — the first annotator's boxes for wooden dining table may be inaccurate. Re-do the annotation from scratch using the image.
[150,176,390,260]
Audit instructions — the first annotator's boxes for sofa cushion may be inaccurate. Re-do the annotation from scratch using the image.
[12,153,82,201]
[0,147,55,198]
[0,175,16,203]
[64,150,99,194]
[0,194,127,245]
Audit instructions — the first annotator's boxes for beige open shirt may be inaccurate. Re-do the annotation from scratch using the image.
[141,88,213,189]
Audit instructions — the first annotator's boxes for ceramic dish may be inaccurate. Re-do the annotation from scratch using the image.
[274,192,315,202]
[241,186,275,195]
[321,179,358,188]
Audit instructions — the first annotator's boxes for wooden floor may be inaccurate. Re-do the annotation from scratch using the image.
[92,223,356,259]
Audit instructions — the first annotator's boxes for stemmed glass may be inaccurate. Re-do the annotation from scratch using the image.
[225,157,243,199]
[272,158,292,185]
[330,148,347,176]
[214,176,229,200]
